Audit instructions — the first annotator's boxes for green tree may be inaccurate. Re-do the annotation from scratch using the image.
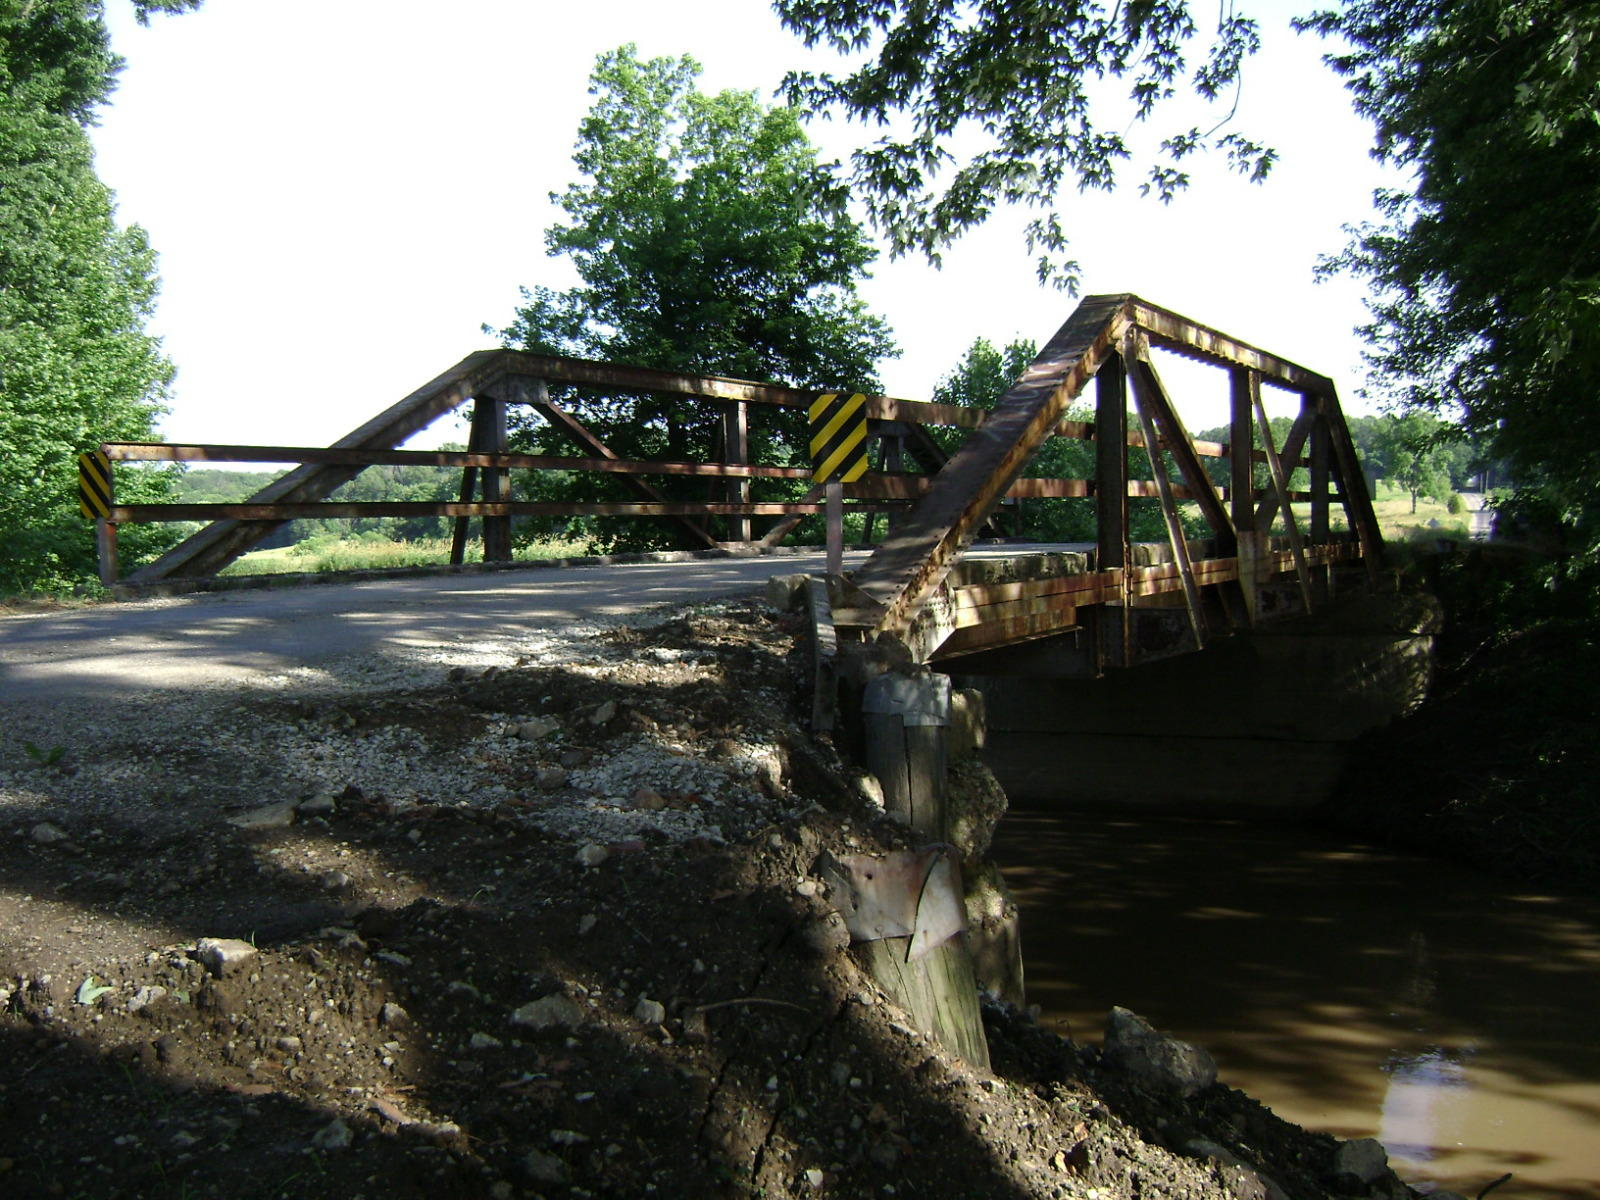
[0,0,199,593]
[1298,0,1600,559]
[496,45,897,550]
[776,0,1273,289]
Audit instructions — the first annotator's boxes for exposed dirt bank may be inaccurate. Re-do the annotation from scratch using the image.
[2,595,1420,1199]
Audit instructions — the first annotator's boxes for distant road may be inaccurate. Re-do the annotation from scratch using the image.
[0,553,868,706]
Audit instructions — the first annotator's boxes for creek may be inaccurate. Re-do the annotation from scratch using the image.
[990,802,1600,1200]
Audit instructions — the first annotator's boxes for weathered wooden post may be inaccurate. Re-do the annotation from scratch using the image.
[1096,352,1131,670]
[853,669,992,1069]
[723,400,751,543]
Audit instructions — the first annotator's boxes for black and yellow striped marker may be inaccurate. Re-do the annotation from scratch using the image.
[808,392,869,484]
[78,450,112,520]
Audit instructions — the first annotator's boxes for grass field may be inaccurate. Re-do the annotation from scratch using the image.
[220,535,590,577]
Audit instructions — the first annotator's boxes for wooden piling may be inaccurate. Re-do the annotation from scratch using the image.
[857,670,991,1070]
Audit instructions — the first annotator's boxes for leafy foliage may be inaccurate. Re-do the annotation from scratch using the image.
[496,46,897,550]
[1299,0,1600,562]
[0,1,199,594]
[775,0,1273,289]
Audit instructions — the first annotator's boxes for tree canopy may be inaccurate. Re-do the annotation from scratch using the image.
[775,0,1273,289]
[0,0,199,593]
[497,45,897,549]
[1299,0,1600,559]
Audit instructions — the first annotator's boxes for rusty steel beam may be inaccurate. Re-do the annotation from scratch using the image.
[109,500,914,523]
[856,293,1136,643]
[127,352,506,582]
[1129,298,1335,394]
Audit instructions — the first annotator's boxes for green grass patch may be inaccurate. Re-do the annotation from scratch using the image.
[222,535,590,577]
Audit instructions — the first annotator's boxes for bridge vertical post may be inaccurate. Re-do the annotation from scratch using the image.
[1095,352,1130,670]
[1231,368,1264,622]
[95,519,119,587]
[1308,393,1333,602]
[722,401,751,542]
[473,395,513,563]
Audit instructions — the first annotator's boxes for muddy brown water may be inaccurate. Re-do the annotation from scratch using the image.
[991,804,1600,1199]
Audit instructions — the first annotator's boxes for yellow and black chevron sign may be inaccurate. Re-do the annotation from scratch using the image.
[808,392,869,484]
[78,450,112,520]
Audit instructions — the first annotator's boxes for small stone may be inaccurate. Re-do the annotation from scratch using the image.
[295,793,337,816]
[469,1032,503,1050]
[634,997,666,1025]
[794,878,819,897]
[275,1036,302,1054]
[170,1130,200,1150]
[319,870,352,891]
[589,700,617,726]
[852,773,885,809]
[375,950,412,967]
[516,717,558,741]
[30,822,68,845]
[379,1002,411,1029]
[310,1118,352,1151]
[549,1129,589,1146]
[524,1150,569,1184]
[534,766,568,790]
[575,843,610,868]
[193,938,257,979]
[490,1183,514,1200]
[1102,1006,1216,1097]
[630,786,667,811]
[1333,1137,1391,1186]
[126,985,167,1014]
[511,992,585,1032]
[577,914,598,935]
[805,1167,825,1188]
[226,802,297,831]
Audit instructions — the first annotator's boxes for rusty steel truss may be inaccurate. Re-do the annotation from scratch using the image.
[91,294,1381,667]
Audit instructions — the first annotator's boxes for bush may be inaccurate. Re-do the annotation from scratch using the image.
[1446,492,1465,515]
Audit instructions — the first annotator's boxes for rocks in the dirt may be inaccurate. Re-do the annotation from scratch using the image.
[800,912,850,956]
[633,996,666,1025]
[1332,1137,1391,1187]
[1102,1006,1216,1097]
[379,1002,411,1029]
[318,870,352,891]
[515,717,559,741]
[193,937,258,979]
[1184,1137,1289,1200]
[852,772,886,810]
[30,821,69,845]
[804,1167,826,1188]
[226,801,298,830]
[275,1036,303,1054]
[575,843,610,868]
[310,1118,353,1151]
[533,766,568,790]
[469,1032,502,1050]
[295,792,337,817]
[126,985,167,1014]
[630,786,667,812]
[589,700,617,726]
[523,1150,570,1184]
[577,914,598,935]
[511,992,585,1031]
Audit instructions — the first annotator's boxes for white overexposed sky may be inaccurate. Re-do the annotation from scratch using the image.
[91,0,1394,450]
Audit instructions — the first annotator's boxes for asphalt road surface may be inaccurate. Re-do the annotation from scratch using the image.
[0,553,870,707]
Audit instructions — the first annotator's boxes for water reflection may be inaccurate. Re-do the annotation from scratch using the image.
[991,804,1600,1199]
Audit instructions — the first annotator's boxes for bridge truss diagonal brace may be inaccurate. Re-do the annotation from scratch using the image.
[128,351,506,582]
[858,293,1136,646]
[498,374,718,549]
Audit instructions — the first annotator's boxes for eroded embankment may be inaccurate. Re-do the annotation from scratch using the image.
[1,594,1421,1199]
